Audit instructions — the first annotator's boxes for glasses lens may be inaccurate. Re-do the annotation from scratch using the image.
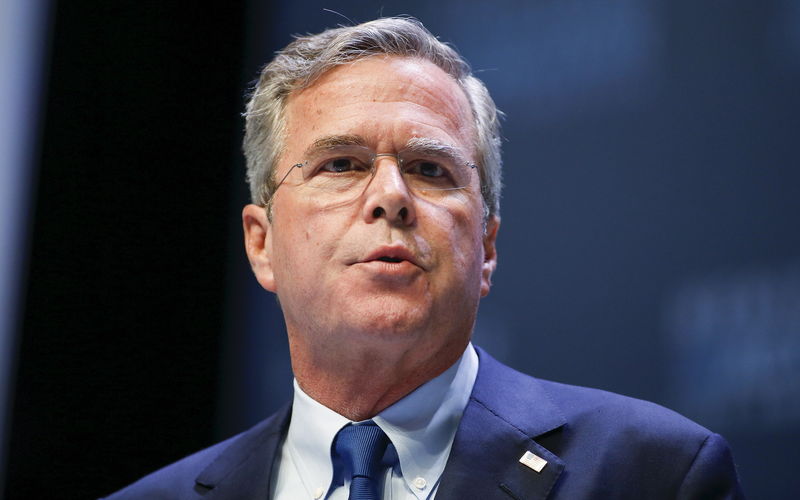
[396,149,474,192]
[289,144,476,204]
[300,145,374,195]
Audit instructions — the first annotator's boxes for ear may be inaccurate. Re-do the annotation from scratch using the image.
[242,204,277,292]
[480,215,500,297]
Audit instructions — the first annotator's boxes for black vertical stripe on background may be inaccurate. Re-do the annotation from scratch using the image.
[6,3,246,498]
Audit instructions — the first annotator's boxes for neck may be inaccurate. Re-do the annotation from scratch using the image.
[289,334,467,421]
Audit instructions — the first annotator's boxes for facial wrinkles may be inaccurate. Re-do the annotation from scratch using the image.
[301,103,466,158]
[279,167,479,281]
[406,81,472,142]
[266,72,490,371]
[373,57,472,131]
[294,61,475,155]
[276,58,484,282]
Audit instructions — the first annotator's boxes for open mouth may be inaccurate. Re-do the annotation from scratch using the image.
[358,245,421,270]
[376,256,404,263]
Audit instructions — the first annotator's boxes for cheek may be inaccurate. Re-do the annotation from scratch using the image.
[271,209,325,280]
[425,202,485,276]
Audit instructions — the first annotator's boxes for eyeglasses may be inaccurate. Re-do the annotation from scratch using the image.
[271,143,478,206]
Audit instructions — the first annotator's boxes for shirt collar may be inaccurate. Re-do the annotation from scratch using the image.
[285,378,350,499]
[374,342,479,495]
[285,342,479,499]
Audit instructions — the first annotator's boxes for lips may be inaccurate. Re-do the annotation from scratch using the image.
[360,245,421,269]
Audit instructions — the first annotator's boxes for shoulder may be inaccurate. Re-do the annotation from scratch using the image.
[471,347,744,498]
[533,379,744,498]
[538,377,712,442]
[474,346,712,442]
[101,406,290,500]
[101,436,237,500]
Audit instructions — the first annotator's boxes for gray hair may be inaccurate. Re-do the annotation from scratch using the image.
[243,17,503,217]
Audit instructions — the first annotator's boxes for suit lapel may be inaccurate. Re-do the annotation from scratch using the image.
[190,349,566,499]
[437,348,567,500]
[194,403,291,499]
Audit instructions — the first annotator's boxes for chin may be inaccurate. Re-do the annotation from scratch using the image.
[343,303,431,341]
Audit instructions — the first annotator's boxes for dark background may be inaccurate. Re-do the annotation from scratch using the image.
[6,1,799,498]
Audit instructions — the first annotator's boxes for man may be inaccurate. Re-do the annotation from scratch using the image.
[106,17,744,499]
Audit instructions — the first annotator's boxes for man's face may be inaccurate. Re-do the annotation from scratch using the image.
[244,56,498,363]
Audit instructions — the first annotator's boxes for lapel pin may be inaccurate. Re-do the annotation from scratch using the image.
[519,450,548,473]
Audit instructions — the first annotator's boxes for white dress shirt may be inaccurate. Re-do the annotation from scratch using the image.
[271,343,479,500]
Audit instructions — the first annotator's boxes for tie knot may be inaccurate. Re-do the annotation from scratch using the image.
[334,421,390,480]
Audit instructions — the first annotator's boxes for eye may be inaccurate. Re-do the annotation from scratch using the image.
[319,157,362,173]
[410,160,445,178]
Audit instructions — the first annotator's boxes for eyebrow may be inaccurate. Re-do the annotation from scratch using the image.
[403,137,469,165]
[302,135,469,164]
[303,135,367,158]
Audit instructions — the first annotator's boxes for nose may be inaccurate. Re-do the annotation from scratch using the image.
[361,155,416,226]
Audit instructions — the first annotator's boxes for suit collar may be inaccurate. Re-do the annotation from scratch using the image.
[469,347,566,438]
[191,348,568,500]
[194,403,291,498]
[436,347,567,500]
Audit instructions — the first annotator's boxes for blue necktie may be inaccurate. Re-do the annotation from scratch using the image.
[334,421,390,500]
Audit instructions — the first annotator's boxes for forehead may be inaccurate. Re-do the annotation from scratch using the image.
[282,56,476,158]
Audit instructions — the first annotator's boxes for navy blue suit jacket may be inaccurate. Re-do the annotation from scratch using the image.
[105,348,744,499]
